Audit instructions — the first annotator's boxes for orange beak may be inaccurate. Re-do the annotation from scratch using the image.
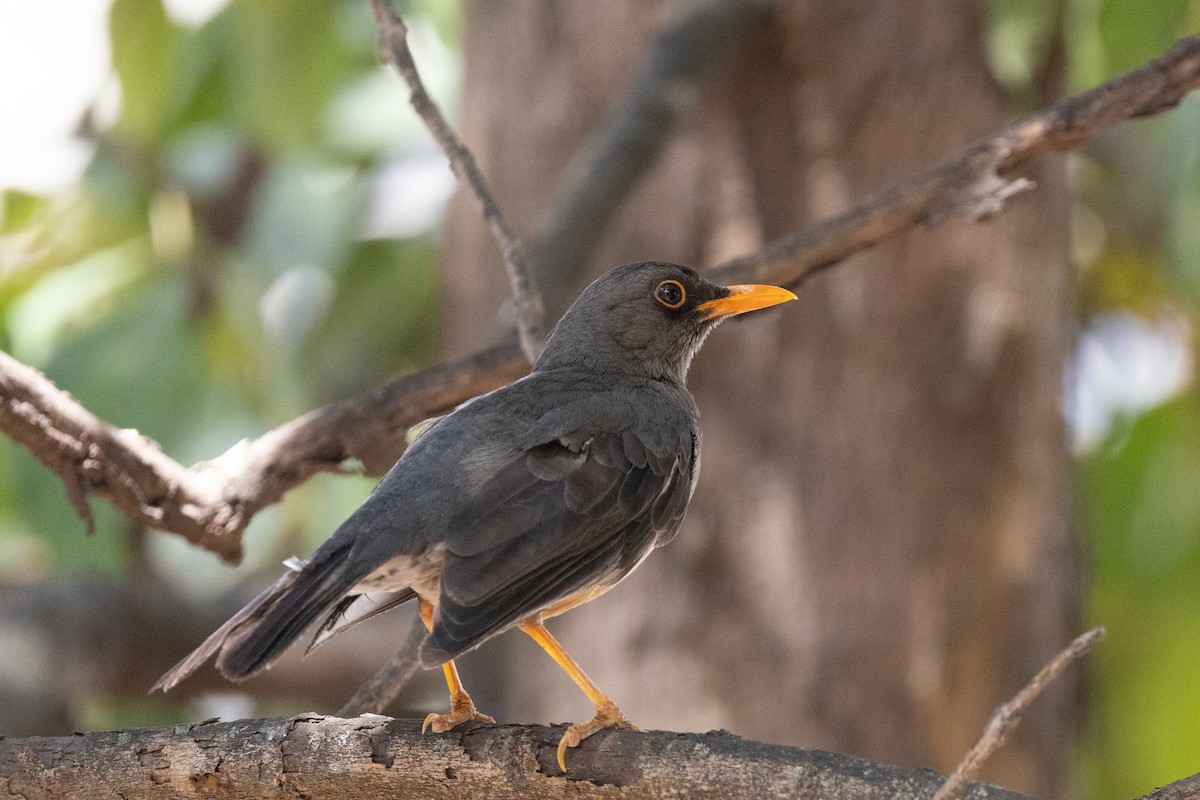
[696,284,797,320]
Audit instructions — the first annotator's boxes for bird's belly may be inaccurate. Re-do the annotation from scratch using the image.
[539,582,615,620]
[352,548,445,602]
[539,536,659,621]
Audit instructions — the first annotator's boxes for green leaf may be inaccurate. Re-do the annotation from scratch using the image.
[1082,396,1200,798]
[1098,0,1191,75]
[986,0,1063,94]
[109,0,181,143]
[219,0,358,152]
[0,190,42,233]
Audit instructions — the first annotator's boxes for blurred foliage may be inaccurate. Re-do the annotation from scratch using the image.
[1082,397,1200,798]
[2,0,1200,793]
[0,0,457,657]
[990,0,1200,796]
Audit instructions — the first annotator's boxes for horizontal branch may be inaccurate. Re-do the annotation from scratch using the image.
[1141,772,1200,800]
[2,34,1199,561]
[0,343,525,562]
[0,714,1033,800]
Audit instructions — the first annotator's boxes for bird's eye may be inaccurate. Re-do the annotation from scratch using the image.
[654,279,686,309]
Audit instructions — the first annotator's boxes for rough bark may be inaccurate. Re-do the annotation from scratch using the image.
[444,2,1075,797]
[7,715,1200,800]
[0,714,1033,800]
[1142,774,1200,800]
[680,5,1077,794]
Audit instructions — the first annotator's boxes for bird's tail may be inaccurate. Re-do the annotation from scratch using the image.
[152,543,357,692]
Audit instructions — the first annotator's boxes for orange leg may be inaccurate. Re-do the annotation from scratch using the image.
[519,616,636,771]
[418,598,495,733]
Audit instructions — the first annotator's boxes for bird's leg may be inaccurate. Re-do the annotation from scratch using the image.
[418,598,495,733]
[519,616,637,771]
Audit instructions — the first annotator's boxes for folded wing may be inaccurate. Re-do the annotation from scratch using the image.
[420,423,693,667]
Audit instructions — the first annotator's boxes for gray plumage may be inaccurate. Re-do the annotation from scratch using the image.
[153,261,786,693]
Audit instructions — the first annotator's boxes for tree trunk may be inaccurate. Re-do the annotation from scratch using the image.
[442,2,1076,797]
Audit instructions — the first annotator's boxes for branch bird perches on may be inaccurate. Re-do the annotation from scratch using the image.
[3,711,1198,800]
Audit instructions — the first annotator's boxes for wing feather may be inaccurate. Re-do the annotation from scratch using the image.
[305,589,417,654]
[421,426,691,667]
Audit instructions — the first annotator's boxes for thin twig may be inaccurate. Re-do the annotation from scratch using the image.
[932,626,1106,800]
[369,0,546,362]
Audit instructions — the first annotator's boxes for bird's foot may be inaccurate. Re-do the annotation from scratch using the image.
[556,700,637,771]
[421,697,495,734]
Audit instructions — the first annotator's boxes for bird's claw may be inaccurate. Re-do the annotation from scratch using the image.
[555,702,637,772]
[421,701,495,734]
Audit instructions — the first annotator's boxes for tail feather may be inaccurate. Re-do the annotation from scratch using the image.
[152,544,359,692]
[151,570,303,692]
[305,589,417,655]
[215,560,356,679]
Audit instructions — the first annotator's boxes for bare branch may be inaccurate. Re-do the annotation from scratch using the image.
[1135,772,1200,800]
[712,33,1200,289]
[0,714,1032,800]
[933,627,1107,800]
[528,0,775,312]
[370,0,546,362]
[0,350,244,561]
[0,343,526,563]
[3,35,1200,560]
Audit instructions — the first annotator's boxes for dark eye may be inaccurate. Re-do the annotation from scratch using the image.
[654,279,686,309]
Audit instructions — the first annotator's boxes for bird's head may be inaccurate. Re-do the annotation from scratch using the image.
[535,261,797,382]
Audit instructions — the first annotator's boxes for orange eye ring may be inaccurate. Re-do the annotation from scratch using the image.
[654,279,686,309]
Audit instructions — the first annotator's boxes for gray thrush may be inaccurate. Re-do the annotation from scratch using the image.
[154,261,796,769]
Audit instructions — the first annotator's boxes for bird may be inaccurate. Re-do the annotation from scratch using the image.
[153,261,796,770]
